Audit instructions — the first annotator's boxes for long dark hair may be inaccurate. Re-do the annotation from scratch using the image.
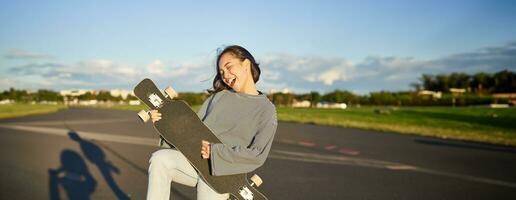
[208,45,261,94]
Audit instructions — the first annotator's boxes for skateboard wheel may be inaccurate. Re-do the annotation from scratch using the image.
[164,86,178,100]
[250,174,263,187]
[138,110,150,122]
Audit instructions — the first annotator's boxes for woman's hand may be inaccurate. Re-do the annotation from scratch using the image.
[201,140,210,159]
[150,110,162,123]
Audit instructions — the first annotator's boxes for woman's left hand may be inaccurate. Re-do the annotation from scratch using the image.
[201,140,210,159]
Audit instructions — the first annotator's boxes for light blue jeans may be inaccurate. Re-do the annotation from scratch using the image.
[146,149,229,200]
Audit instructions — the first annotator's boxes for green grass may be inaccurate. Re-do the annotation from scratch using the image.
[86,104,202,112]
[0,103,67,119]
[4,102,515,147]
[101,104,516,146]
[277,106,516,146]
[86,104,148,111]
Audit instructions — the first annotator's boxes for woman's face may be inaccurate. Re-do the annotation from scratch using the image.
[218,53,251,92]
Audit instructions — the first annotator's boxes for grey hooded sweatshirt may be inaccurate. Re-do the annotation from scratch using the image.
[159,89,277,176]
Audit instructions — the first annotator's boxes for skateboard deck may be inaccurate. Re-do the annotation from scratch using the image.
[134,78,267,200]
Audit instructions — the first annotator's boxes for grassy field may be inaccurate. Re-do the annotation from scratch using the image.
[94,103,516,146]
[2,103,515,146]
[85,104,201,112]
[0,103,67,119]
[87,103,202,112]
[277,106,516,146]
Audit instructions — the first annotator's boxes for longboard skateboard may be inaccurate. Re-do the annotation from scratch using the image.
[134,78,267,200]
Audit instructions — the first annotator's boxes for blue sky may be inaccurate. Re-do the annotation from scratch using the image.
[1,0,515,94]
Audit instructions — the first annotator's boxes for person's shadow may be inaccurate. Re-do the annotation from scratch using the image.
[48,149,97,200]
[68,131,131,200]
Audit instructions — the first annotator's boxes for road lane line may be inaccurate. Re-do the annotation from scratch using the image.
[5,119,132,126]
[0,124,157,146]
[273,150,408,169]
[338,147,360,155]
[386,165,417,170]
[274,139,297,145]
[324,145,337,150]
[297,141,316,147]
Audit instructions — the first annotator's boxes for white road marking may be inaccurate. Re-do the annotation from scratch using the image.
[2,123,516,189]
[338,148,360,155]
[272,150,414,169]
[0,124,157,146]
[324,145,337,150]
[5,119,132,126]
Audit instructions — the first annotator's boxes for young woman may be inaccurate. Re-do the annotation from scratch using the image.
[146,45,278,200]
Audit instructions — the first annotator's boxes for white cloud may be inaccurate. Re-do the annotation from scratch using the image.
[261,70,280,81]
[258,41,516,93]
[261,54,355,87]
[4,49,54,60]
[0,79,18,90]
[3,41,515,93]
[355,56,432,82]
[304,64,355,85]
[5,59,141,89]
[147,60,166,75]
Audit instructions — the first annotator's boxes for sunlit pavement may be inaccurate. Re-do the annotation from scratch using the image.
[1,108,516,199]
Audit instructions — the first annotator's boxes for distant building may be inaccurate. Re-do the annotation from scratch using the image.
[493,93,516,99]
[493,93,516,106]
[110,89,133,99]
[60,89,95,97]
[79,100,98,106]
[129,100,141,105]
[60,89,133,105]
[449,88,466,93]
[417,90,442,99]
[269,88,291,94]
[292,100,310,108]
[0,99,14,104]
[316,102,347,109]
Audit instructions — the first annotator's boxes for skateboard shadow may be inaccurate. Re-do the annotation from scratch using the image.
[48,149,97,200]
[68,131,131,200]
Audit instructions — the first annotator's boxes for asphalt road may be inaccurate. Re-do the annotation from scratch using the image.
[1,108,515,199]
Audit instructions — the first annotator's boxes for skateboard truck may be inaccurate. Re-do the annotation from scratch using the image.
[138,110,151,122]
[149,93,163,108]
[237,174,263,200]
[250,174,263,187]
[164,86,178,100]
[239,186,254,200]
[138,86,178,123]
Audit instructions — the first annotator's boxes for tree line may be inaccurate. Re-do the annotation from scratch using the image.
[270,90,507,107]
[0,88,64,102]
[0,88,210,106]
[272,69,515,107]
[1,70,514,106]
[412,70,515,94]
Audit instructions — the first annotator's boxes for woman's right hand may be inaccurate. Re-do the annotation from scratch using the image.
[150,110,162,123]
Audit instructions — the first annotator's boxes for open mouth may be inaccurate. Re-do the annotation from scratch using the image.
[228,78,236,87]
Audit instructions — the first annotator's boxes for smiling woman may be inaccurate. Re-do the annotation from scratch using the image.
[146,45,278,200]
[211,45,261,95]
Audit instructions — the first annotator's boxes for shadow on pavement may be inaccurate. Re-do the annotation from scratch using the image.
[94,139,194,200]
[68,131,131,200]
[94,141,148,175]
[415,138,516,154]
[48,149,97,200]
[65,130,193,200]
